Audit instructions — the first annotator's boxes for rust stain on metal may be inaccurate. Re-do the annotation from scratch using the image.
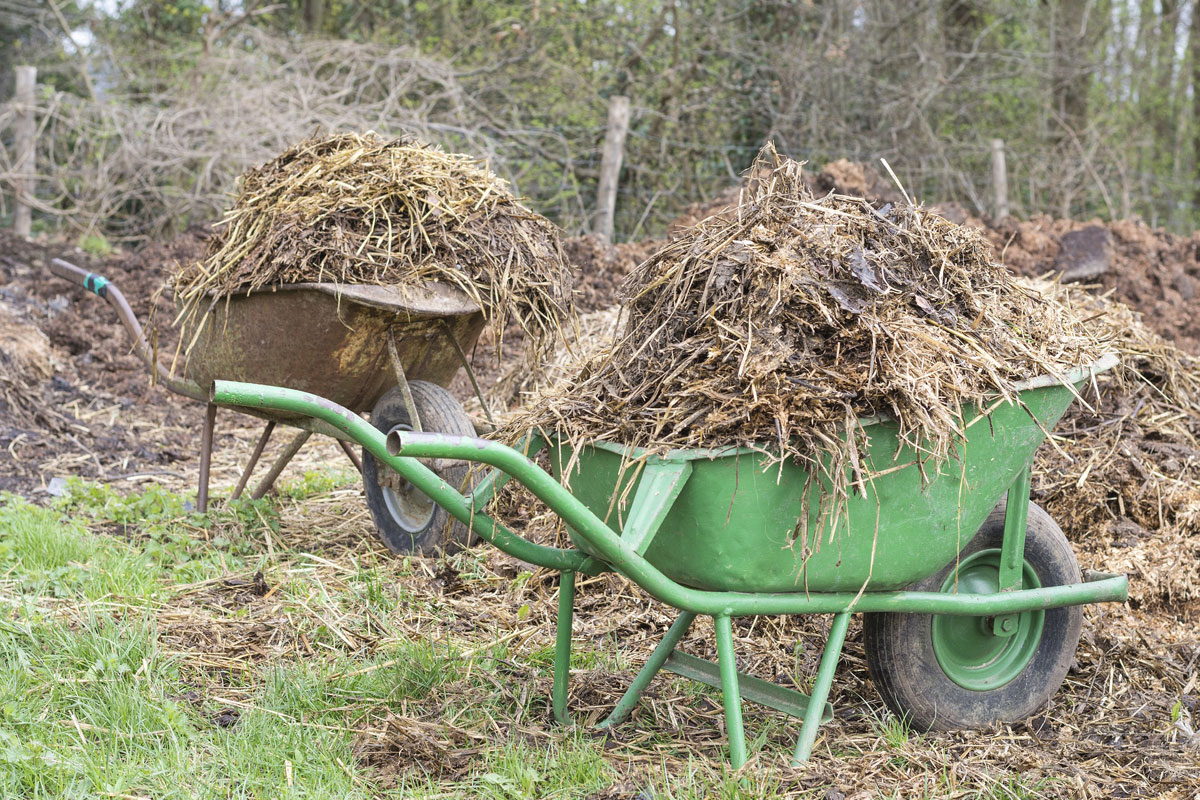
[182,284,485,419]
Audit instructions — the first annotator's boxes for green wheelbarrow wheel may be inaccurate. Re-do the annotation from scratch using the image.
[864,501,1083,731]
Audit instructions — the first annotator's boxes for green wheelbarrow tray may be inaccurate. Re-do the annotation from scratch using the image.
[211,353,1128,769]
[548,356,1115,593]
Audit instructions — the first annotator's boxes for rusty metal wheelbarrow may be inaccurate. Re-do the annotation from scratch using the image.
[49,258,490,554]
[210,354,1128,766]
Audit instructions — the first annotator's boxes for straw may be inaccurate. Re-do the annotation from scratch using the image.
[507,144,1108,547]
[171,132,574,372]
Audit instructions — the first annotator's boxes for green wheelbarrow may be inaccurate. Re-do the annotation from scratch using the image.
[211,353,1127,767]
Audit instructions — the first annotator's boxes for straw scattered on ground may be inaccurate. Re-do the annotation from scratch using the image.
[0,306,67,432]
[171,132,573,370]
[1028,282,1200,619]
[511,145,1108,543]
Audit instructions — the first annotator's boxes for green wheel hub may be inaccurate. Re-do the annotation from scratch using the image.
[930,549,1044,691]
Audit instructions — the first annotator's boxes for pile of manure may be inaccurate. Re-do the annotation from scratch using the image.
[510,145,1109,538]
[171,132,573,368]
[1029,283,1200,613]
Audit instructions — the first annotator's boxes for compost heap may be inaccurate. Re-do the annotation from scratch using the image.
[171,132,573,367]
[512,144,1109,542]
[1029,285,1200,614]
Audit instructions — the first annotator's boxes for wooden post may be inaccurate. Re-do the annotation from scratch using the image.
[593,95,630,244]
[990,138,1009,220]
[12,66,37,238]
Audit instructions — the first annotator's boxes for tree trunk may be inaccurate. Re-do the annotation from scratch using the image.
[593,95,631,244]
[1191,0,1200,211]
[1050,0,1092,138]
[303,0,325,33]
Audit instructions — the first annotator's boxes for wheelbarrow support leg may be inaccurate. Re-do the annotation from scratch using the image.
[714,615,748,770]
[252,430,311,500]
[336,439,364,474]
[231,421,275,501]
[791,611,851,765]
[599,611,696,729]
[552,570,576,725]
[993,465,1032,636]
[197,403,217,513]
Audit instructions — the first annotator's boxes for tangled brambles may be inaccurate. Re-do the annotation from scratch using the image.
[172,132,573,371]
[512,145,1109,543]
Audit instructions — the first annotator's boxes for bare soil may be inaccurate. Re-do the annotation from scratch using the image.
[0,230,202,494]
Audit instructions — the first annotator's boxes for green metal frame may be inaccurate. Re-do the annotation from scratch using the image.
[210,380,1128,768]
[994,466,1032,636]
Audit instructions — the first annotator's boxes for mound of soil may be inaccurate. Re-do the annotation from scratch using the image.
[0,305,60,430]
[811,158,905,207]
[667,186,742,239]
[0,229,208,494]
[561,235,661,313]
[984,215,1200,354]
[672,160,1200,356]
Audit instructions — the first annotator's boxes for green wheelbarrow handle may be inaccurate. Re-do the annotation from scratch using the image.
[210,380,588,573]
[212,380,1128,619]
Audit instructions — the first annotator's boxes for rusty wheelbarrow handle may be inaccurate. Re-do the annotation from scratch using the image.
[48,258,207,403]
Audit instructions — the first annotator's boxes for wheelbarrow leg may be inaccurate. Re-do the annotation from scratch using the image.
[598,611,696,729]
[714,615,748,769]
[231,421,276,501]
[552,570,576,725]
[791,611,851,765]
[197,403,217,513]
[251,430,311,500]
[336,439,363,474]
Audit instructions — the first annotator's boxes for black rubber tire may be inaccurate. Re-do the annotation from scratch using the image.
[863,501,1082,731]
[362,380,476,556]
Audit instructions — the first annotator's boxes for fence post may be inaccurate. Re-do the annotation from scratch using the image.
[13,65,37,238]
[990,138,1009,220]
[593,95,630,244]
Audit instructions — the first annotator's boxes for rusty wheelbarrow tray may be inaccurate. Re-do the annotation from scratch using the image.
[49,258,489,555]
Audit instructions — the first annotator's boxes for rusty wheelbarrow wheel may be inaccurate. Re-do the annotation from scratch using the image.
[863,501,1082,731]
[362,381,477,556]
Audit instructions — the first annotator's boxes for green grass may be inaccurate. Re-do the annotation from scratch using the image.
[0,478,1079,799]
[0,611,199,798]
[0,483,623,799]
[0,487,378,799]
[76,232,114,257]
[872,709,914,750]
[472,732,612,799]
[0,496,158,601]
